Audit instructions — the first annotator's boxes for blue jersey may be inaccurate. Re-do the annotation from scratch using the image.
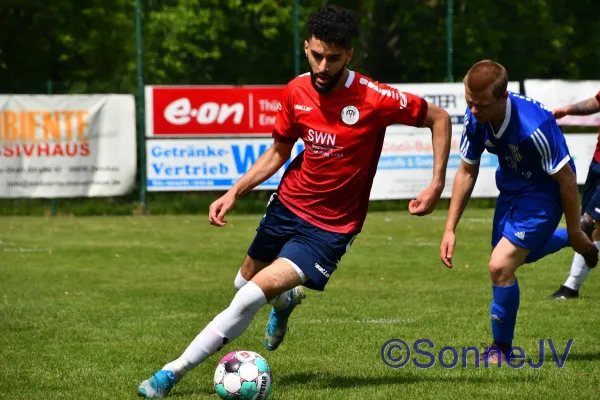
[459,92,574,197]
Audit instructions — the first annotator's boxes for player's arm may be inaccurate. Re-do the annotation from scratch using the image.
[440,160,480,269]
[409,103,452,215]
[440,115,484,268]
[208,140,295,227]
[550,162,598,267]
[552,163,582,234]
[533,121,598,267]
[375,85,451,216]
[553,91,600,118]
[209,84,299,227]
[230,140,295,198]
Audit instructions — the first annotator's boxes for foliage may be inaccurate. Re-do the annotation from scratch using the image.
[0,0,598,95]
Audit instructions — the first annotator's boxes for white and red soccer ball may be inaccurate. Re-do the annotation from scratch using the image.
[214,350,273,400]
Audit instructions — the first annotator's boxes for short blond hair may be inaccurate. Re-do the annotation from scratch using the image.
[464,60,508,98]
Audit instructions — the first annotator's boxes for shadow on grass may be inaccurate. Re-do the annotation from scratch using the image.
[519,351,600,364]
[171,369,548,399]
[275,371,543,389]
[557,352,600,362]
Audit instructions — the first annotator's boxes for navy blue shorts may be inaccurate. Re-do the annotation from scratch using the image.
[492,192,563,250]
[581,159,600,221]
[247,194,357,291]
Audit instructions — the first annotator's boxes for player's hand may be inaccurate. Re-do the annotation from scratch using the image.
[552,107,569,119]
[208,192,237,227]
[409,185,442,216]
[569,229,598,268]
[440,230,456,269]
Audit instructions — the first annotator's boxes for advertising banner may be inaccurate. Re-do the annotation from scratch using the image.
[146,128,495,197]
[524,80,600,126]
[0,95,137,198]
[145,80,521,138]
[370,128,500,199]
[388,81,520,127]
[145,86,285,137]
[147,131,596,197]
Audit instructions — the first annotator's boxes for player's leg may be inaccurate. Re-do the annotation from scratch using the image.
[137,259,308,399]
[524,227,569,264]
[234,193,289,291]
[234,256,269,290]
[137,194,298,398]
[234,255,302,313]
[485,237,529,363]
[551,160,600,299]
[483,194,560,363]
[264,220,357,351]
[549,215,596,299]
[236,193,308,312]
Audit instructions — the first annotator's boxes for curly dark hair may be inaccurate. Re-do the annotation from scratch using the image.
[307,4,358,50]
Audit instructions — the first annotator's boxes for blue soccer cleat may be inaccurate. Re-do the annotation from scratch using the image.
[265,286,306,351]
[137,370,179,399]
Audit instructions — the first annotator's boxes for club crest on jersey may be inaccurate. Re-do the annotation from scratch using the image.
[341,105,359,125]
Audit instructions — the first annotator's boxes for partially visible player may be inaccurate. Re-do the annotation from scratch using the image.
[549,91,600,299]
[137,5,452,398]
[440,60,598,363]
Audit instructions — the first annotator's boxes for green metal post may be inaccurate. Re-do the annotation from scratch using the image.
[47,79,56,217]
[446,0,454,82]
[136,0,147,215]
[293,0,300,76]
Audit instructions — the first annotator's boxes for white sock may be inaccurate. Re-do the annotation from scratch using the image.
[563,242,597,290]
[235,269,289,308]
[161,327,224,380]
[269,291,291,311]
[162,281,267,379]
[233,269,249,290]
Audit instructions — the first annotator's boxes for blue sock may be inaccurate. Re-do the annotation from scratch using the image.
[490,280,520,346]
[525,228,569,264]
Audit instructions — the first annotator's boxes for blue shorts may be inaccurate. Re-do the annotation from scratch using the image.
[247,194,357,291]
[581,159,600,221]
[492,192,563,250]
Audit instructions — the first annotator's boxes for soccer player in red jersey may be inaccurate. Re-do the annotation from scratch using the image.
[549,90,600,299]
[138,5,451,398]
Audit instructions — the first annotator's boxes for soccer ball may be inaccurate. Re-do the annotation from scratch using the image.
[213,350,273,400]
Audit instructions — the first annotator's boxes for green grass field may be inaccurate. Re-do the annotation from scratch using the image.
[2,209,600,399]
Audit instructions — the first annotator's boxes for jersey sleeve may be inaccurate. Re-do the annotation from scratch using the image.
[596,90,600,102]
[459,110,485,164]
[528,119,571,175]
[272,84,300,143]
[373,83,428,128]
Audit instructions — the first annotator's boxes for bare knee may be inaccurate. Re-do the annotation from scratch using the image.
[251,258,303,301]
[489,259,515,286]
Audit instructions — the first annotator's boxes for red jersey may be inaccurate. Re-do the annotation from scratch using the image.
[272,70,428,234]
[595,90,600,163]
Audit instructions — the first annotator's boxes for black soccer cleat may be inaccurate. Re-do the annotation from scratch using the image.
[548,285,579,300]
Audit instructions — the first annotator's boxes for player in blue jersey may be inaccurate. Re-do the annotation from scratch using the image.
[440,60,599,363]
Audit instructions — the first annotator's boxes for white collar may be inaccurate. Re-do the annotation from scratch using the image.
[489,96,511,139]
[344,70,355,88]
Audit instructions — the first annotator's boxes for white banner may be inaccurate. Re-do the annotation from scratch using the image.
[0,95,137,198]
[146,139,304,191]
[147,132,597,197]
[388,82,520,127]
[146,130,499,198]
[370,128,499,199]
[565,133,598,184]
[524,80,600,126]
